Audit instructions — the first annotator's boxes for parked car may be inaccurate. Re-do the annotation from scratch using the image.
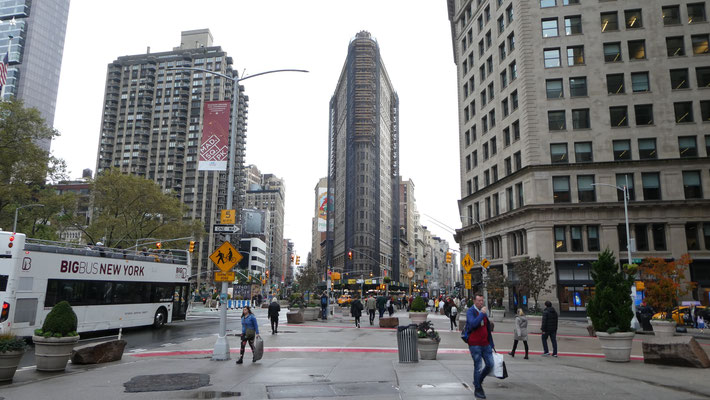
[652,306,708,326]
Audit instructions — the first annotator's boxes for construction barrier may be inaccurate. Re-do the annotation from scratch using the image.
[228,300,252,309]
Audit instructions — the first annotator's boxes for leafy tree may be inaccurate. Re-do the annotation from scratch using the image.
[587,249,634,333]
[295,262,320,294]
[638,255,695,317]
[484,267,511,308]
[513,256,554,311]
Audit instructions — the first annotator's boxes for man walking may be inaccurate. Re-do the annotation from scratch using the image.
[541,300,559,357]
[462,294,494,399]
[376,293,387,319]
[365,294,377,325]
[268,299,281,334]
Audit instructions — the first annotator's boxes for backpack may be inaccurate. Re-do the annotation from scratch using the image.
[451,306,458,316]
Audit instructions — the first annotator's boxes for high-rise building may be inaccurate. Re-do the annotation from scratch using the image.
[0,0,71,151]
[245,172,285,284]
[95,29,249,284]
[312,177,328,279]
[326,31,401,280]
[284,239,294,286]
[448,0,710,312]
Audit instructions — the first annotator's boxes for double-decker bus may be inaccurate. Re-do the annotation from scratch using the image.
[0,231,190,337]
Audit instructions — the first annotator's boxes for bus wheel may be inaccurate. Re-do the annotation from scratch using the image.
[153,307,167,329]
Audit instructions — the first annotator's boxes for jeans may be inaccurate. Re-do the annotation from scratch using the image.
[541,331,557,355]
[270,316,278,333]
[469,344,494,390]
[321,306,327,319]
[450,315,458,330]
[369,309,376,324]
[378,308,385,318]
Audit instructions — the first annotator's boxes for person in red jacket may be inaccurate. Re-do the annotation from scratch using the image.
[461,293,495,399]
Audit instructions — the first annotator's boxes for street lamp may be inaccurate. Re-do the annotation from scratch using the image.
[13,204,44,232]
[168,66,307,361]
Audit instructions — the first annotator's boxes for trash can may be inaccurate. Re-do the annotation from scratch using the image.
[397,324,418,363]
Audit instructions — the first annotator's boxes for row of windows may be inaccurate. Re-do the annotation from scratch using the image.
[44,279,182,307]
[466,181,524,224]
[551,136,710,164]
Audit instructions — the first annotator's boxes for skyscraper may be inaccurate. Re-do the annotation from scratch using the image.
[245,172,285,285]
[448,0,710,312]
[95,29,249,284]
[326,31,400,280]
[0,0,71,151]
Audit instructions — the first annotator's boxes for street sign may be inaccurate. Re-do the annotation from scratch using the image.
[481,258,490,269]
[215,271,235,282]
[464,273,472,289]
[462,253,474,272]
[426,271,432,276]
[632,258,642,264]
[220,209,236,224]
[365,279,372,284]
[209,241,242,272]
[213,224,240,233]
[406,269,414,278]
[347,279,357,284]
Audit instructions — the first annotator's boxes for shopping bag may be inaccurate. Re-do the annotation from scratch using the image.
[492,351,508,379]
[253,336,264,361]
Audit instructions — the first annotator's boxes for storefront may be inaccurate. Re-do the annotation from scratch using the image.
[556,260,595,316]
[690,259,710,306]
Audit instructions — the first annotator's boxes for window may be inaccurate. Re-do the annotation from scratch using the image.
[679,136,698,157]
[508,32,515,50]
[509,61,518,80]
[683,171,702,198]
[514,151,522,170]
[474,177,479,192]
[483,143,489,160]
[604,42,622,62]
[686,223,700,250]
[541,0,556,8]
[601,12,619,32]
[638,138,657,159]
[652,224,667,251]
[618,224,629,253]
[550,143,568,164]
[670,69,690,90]
[688,3,707,23]
[628,40,646,60]
[625,9,643,29]
[698,67,710,87]
[570,226,583,251]
[546,79,563,98]
[473,150,478,166]
[511,90,518,109]
[666,37,686,57]
[642,172,661,200]
[635,104,654,125]
[572,109,590,129]
[631,72,650,92]
[616,173,635,201]
[610,106,629,127]
[505,157,512,175]
[662,5,681,25]
[507,187,514,210]
[548,110,566,130]
[542,18,559,37]
[484,170,490,186]
[502,98,509,116]
[466,155,472,171]
[569,77,587,97]
[702,101,710,121]
[567,46,584,65]
[498,16,505,34]
[516,182,524,207]
[674,102,694,123]
[574,142,593,162]
[555,226,567,252]
[544,48,561,68]
[705,223,710,250]
[577,175,596,202]
[513,120,520,140]
[499,43,507,61]
[607,74,625,94]
[635,224,649,251]
[564,0,580,4]
[691,34,709,54]
[492,166,499,183]
[565,16,582,35]
[504,127,511,146]
[553,176,571,203]
[613,140,631,160]
[491,137,497,154]
[587,226,600,251]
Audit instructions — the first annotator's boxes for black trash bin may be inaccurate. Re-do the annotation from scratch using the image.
[397,324,418,363]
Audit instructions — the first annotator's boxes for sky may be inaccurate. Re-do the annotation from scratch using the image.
[52,0,461,259]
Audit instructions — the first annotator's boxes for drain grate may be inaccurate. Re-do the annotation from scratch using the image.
[187,391,240,399]
[123,373,210,393]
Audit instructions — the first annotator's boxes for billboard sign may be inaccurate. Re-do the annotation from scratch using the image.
[198,100,231,171]
[317,187,327,232]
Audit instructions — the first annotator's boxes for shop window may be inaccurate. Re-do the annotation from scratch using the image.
[550,143,568,164]
[569,77,587,97]
[686,223,700,250]
[574,142,593,162]
[662,5,681,25]
[625,9,643,28]
[616,173,635,201]
[682,170,703,199]
[692,34,709,55]
[542,18,559,37]
[635,104,654,126]
[587,226,600,251]
[565,15,582,35]
[577,175,596,202]
[628,40,646,60]
[635,224,649,251]
[601,11,619,32]
[674,102,694,123]
[553,176,571,203]
[642,172,661,200]
[666,36,686,57]
[670,69,689,90]
[679,136,698,157]
[570,226,583,251]
[546,79,564,98]
[631,72,650,92]
[688,3,707,23]
[697,67,710,87]
[610,106,628,127]
[604,42,622,62]
[555,226,567,251]
[652,224,667,251]
[548,110,566,130]
[613,140,631,160]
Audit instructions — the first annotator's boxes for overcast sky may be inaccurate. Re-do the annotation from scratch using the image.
[52,0,461,259]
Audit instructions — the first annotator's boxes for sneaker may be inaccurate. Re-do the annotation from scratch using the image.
[474,388,487,399]
[236,358,243,364]
[552,354,558,357]
[508,351,515,357]
[542,353,550,357]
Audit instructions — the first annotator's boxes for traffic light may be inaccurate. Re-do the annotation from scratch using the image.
[296,256,300,264]
[189,241,195,253]
[266,270,270,278]
[348,250,353,260]
[290,255,294,263]
[446,252,452,263]
[156,242,162,249]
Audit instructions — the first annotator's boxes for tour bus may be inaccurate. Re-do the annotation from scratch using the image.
[0,231,190,337]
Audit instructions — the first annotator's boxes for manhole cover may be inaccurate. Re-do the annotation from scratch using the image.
[187,391,240,399]
[124,373,210,393]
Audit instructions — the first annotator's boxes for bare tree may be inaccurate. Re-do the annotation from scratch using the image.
[513,256,554,311]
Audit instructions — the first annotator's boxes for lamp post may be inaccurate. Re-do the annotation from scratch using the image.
[13,204,44,232]
[168,66,307,361]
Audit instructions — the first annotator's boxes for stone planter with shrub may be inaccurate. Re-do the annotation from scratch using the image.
[416,320,440,360]
[0,333,27,382]
[409,296,428,325]
[33,301,80,372]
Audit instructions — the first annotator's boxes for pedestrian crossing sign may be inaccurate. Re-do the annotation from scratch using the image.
[210,241,242,272]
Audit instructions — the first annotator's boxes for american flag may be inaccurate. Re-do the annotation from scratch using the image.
[0,52,8,87]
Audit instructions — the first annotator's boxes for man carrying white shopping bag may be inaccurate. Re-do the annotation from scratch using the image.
[461,293,495,399]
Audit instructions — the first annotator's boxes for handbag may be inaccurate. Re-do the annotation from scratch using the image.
[245,328,256,340]
[252,336,264,361]
[492,351,508,379]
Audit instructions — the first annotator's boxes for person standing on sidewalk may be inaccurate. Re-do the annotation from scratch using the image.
[351,295,364,328]
[541,300,559,357]
[268,299,280,334]
[236,306,260,364]
[449,301,458,331]
[376,294,387,318]
[509,308,529,359]
[366,294,377,325]
[462,293,494,399]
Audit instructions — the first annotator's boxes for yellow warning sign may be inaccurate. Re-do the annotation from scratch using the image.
[215,271,235,282]
[462,253,474,273]
[220,209,236,225]
[481,258,490,269]
[209,241,242,272]
[464,273,472,289]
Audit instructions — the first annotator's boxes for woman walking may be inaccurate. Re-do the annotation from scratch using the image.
[449,300,458,331]
[509,308,529,359]
[351,295,364,328]
[236,306,260,364]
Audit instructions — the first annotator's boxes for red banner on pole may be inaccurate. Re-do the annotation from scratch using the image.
[199,100,231,171]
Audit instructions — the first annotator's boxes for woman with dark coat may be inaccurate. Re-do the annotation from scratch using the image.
[351,296,364,328]
[236,306,260,364]
[509,308,529,359]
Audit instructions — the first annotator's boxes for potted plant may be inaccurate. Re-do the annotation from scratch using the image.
[416,320,441,360]
[383,276,391,296]
[639,255,694,337]
[0,332,27,382]
[587,250,636,362]
[33,301,80,371]
[409,296,428,325]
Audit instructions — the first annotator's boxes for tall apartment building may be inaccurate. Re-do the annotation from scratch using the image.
[245,172,285,284]
[448,0,710,313]
[0,0,71,151]
[95,29,249,284]
[326,31,401,280]
[312,177,328,278]
[284,239,294,286]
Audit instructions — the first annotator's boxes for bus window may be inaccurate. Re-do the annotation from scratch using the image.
[0,275,8,291]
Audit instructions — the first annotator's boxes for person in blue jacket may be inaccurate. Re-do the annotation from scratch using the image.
[236,306,260,364]
[461,294,495,399]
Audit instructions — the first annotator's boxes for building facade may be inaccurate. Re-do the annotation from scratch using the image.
[448,0,710,313]
[0,0,71,151]
[326,31,401,280]
[312,177,328,279]
[95,29,249,285]
[245,172,285,285]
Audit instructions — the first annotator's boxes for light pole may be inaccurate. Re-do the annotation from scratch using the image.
[13,204,44,232]
[169,66,307,361]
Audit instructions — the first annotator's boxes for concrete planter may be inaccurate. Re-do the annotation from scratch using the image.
[409,312,428,325]
[0,350,24,382]
[491,309,505,322]
[33,335,80,372]
[596,332,635,362]
[417,338,440,360]
[304,307,319,321]
[651,320,677,337]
